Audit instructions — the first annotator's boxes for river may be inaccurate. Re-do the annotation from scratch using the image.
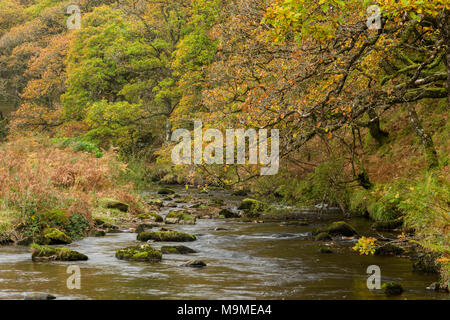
[0,187,446,300]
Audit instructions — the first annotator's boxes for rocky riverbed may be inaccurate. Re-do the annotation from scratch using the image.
[0,186,447,300]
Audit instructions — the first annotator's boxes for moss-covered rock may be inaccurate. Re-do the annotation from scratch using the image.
[219,208,239,218]
[41,228,72,245]
[314,232,332,241]
[157,188,175,195]
[165,211,196,225]
[115,244,162,262]
[381,282,403,296]
[137,212,163,222]
[31,244,88,261]
[412,253,441,273]
[161,245,197,254]
[98,198,129,212]
[371,218,403,231]
[375,243,405,256]
[137,230,196,242]
[238,198,265,218]
[320,221,357,237]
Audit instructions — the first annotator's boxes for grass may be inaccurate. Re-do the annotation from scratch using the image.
[0,135,150,241]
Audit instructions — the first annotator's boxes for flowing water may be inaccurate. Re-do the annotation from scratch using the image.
[0,188,446,300]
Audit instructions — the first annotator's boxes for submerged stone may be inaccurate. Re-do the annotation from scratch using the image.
[24,293,56,300]
[161,245,197,254]
[115,244,162,262]
[314,232,332,241]
[182,260,206,268]
[381,282,403,296]
[318,247,333,254]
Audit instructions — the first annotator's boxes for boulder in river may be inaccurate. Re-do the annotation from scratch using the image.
[182,260,207,268]
[115,244,162,262]
[238,198,265,218]
[41,228,72,245]
[374,243,405,256]
[161,245,197,254]
[98,198,129,212]
[157,188,175,195]
[137,230,197,242]
[314,232,332,241]
[219,208,239,218]
[24,293,56,300]
[165,211,196,225]
[320,221,357,237]
[31,244,88,261]
[381,282,403,296]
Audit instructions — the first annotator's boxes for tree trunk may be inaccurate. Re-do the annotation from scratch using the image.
[367,108,389,145]
[405,103,439,169]
[439,10,450,103]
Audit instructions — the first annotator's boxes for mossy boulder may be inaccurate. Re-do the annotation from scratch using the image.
[41,228,72,245]
[98,198,129,212]
[320,221,357,237]
[115,244,162,262]
[137,230,196,242]
[314,232,332,241]
[137,212,163,222]
[161,245,197,254]
[371,218,403,231]
[375,243,405,256]
[31,244,88,261]
[238,198,265,218]
[412,253,441,273]
[136,223,154,234]
[157,188,175,195]
[219,208,239,218]
[165,211,196,225]
[381,282,403,296]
